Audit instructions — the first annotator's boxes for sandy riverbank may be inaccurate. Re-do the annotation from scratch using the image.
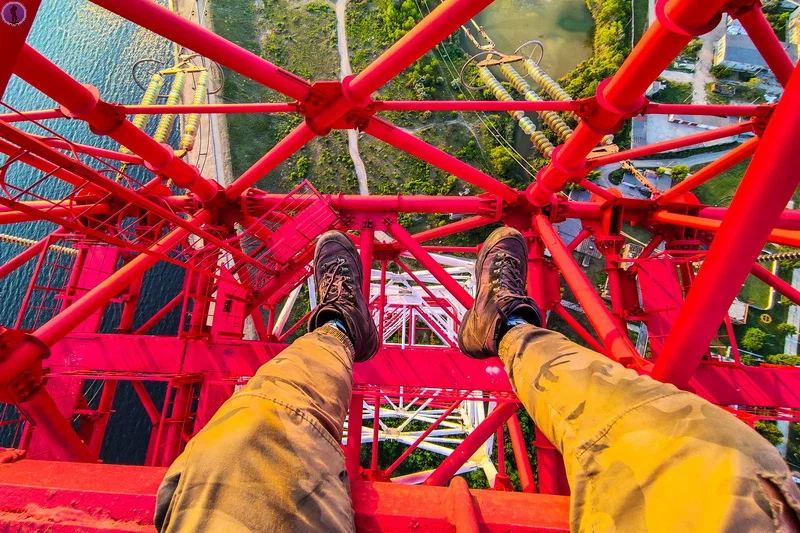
[169,0,233,187]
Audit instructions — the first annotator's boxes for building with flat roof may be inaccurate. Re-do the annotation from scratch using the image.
[789,7,800,48]
[713,33,798,75]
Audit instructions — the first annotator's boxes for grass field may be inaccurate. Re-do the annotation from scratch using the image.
[650,79,693,104]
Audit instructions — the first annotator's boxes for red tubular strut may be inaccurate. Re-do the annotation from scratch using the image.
[653,63,800,388]
[528,0,727,205]
[534,214,642,365]
[423,402,518,486]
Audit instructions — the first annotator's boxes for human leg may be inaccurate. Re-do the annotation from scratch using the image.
[155,231,378,532]
[460,226,800,532]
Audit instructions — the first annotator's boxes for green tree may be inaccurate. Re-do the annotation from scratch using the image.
[742,328,767,352]
[755,420,785,446]
[766,354,800,366]
[655,166,668,176]
[487,145,514,177]
[711,64,733,78]
[776,323,798,336]
[670,164,690,183]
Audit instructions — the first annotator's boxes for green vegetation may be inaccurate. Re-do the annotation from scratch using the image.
[559,0,633,148]
[650,79,692,104]
[740,276,772,309]
[211,0,359,193]
[691,158,750,206]
[742,327,767,352]
[766,354,800,366]
[763,0,790,41]
[706,78,766,105]
[632,0,648,44]
[755,420,785,446]
[680,38,703,62]
[670,164,689,183]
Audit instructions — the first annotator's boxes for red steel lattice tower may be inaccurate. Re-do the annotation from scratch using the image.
[0,0,799,529]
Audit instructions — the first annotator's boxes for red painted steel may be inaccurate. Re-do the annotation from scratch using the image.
[0,0,799,527]
[653,63,800,387]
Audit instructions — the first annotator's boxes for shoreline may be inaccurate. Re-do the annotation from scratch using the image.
[168,0,233,187]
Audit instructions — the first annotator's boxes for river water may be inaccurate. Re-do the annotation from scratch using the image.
[0,1,180,462]
[0,0,176,328]
[471,0,593,80]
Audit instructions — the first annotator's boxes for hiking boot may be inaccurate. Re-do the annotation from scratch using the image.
[308,231,379,362]
[458,227,542,359]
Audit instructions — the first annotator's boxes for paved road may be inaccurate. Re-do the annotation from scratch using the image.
[647,0,725,105]
[629,147,734,169]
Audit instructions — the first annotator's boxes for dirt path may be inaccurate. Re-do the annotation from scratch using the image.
[334,0,370,195]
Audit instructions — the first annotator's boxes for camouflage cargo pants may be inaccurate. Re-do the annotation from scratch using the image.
[154,324,356,532]
[500,324,800,532]
[156,323,800,532]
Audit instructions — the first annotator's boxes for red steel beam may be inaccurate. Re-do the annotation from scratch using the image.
[360,227,375,297]
[0,229,63,280]
[89,0,311,101]
[0,0,41,96]
[527,0,727,205]
[736,6,796,88]
[652,63,800,388]
[342,0,494,103]
[750,263,800,307]
[384,396,466,477]
[0,108,65,122]
[14,45,220,202]
[0,460,572,532]
[244,190,497,214]
[395,258,459,323]
[35,213,210,347]
[346,393,364,479]
[534,214,643,366]
[507,413,536,494]
[423,402,518,486]
[387,220,474,309]
[411,215,496,244]
[643,102,767,116]
[652,211,800,248]
[699,206,800,231]
[587,121,754,168]
[34,135,143,165]
[119,102,299,114]
[226,123,316,199]
[366,118,519,204]
[374,100,580,112]
[656,137,758,204]
[0,137,104,191]
[0,121,263,274]
[552,304,606,354]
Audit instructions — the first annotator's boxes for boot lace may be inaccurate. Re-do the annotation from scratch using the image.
[319,258,354,304]
[490,252,525,297]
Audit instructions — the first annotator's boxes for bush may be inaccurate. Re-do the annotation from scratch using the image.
[776,323,798,336]
[765,354,800,366]
[670,164,690,182]
[755,420,785,446]
[742,328,767,352]
[711,64,733,78]
[487,146,515,177]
